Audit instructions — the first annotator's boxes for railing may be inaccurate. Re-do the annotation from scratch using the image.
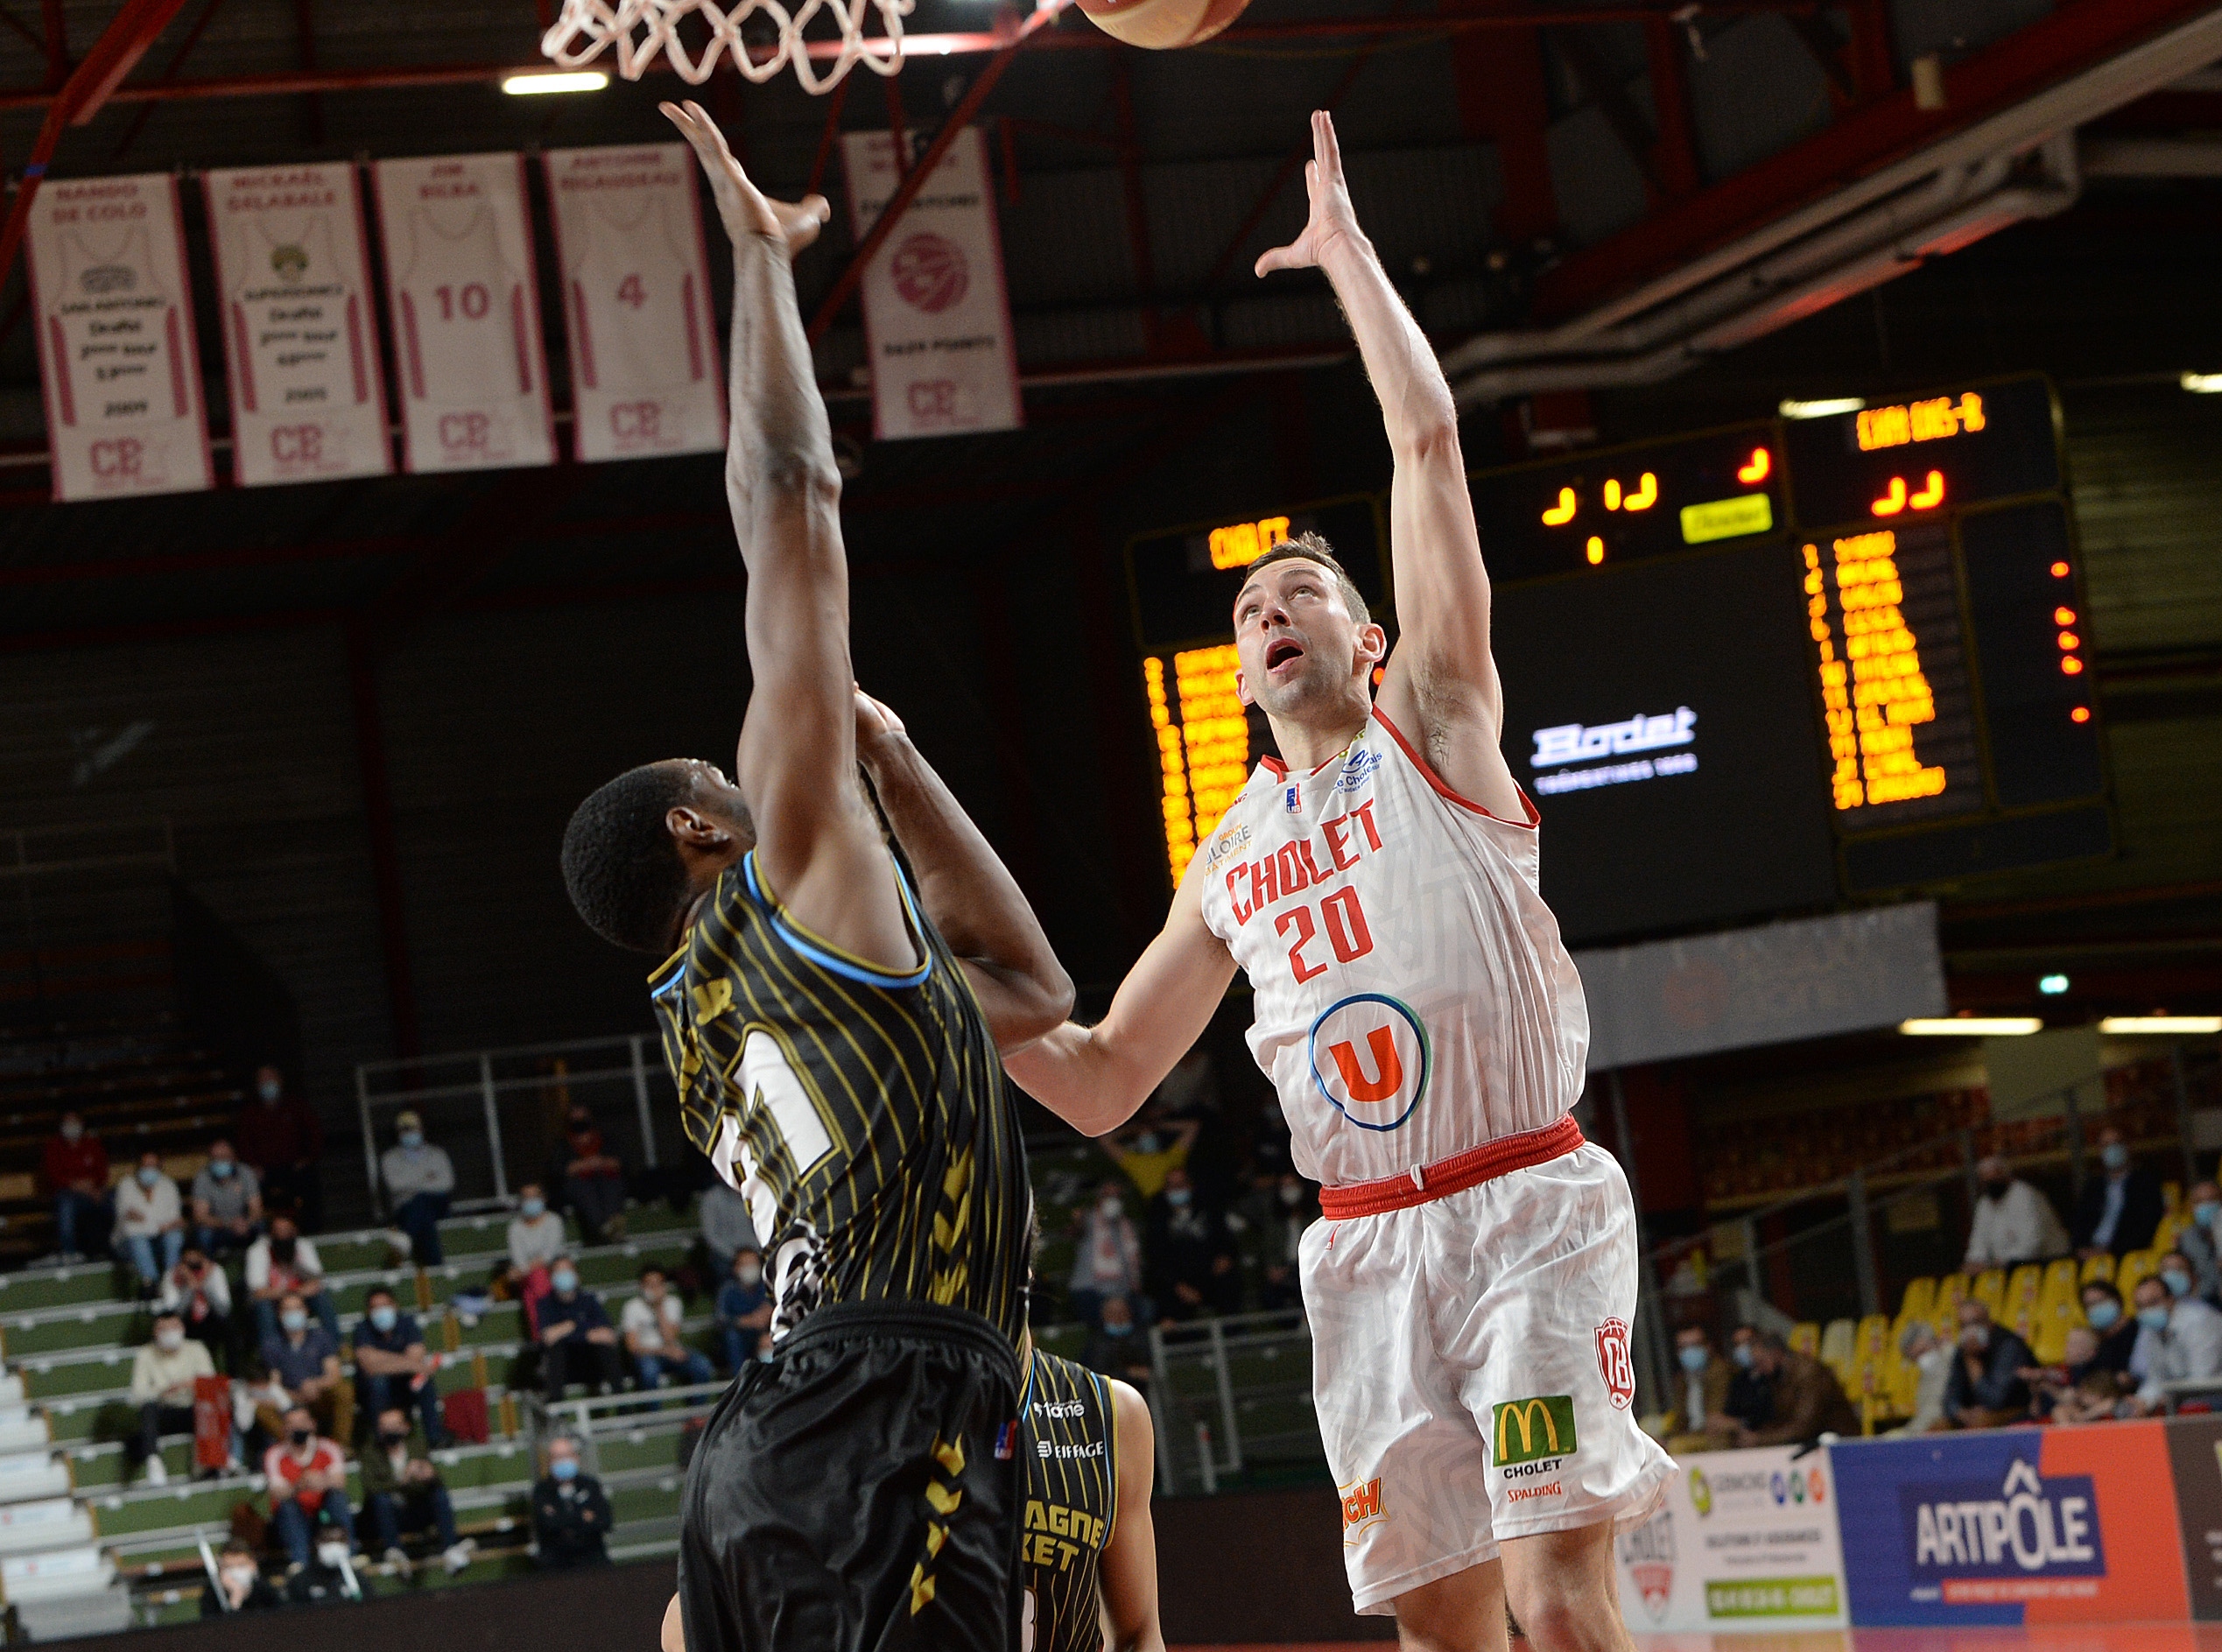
[1148,1309,1321,1495]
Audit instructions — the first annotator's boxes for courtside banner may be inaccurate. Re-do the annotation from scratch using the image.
[2163,1414,2222,1620]
[25,173,213,502]
[1616,1449,1847,1633]
[544,145,724,464]
[1832,1424,2189,1625]
[370,153,556,474]
[840,127,1022,441]
[203,164,393,487]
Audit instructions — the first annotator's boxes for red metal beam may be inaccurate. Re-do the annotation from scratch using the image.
[803,74,850,198]
[109,0,229,160]
[1534,0,2222,322]
[1645,16,1702,199]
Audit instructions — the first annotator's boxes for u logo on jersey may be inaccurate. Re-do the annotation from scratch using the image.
[1307,994,1429,1132]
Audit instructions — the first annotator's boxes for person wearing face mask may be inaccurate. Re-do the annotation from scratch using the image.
[380,1111,457,1266]
[189,1140,263,1259]
[352,1286,449,1446]
[1653,1326,1736,1454]
[233,1065,325,1235]
[2078,1279,2141,1381]
[264,1402,355,1575]
[39,1109,110,1264]
[1066,1180,1144,1329]
[1248,1171,1319,1313]
[259,1291,349,1443]
[538,1255,624,1400]
[244,1213,341,1344]
[1937,1299,2036,1429]
[2072,1122,2164,1260]
[623,1264,717,1392]
[115,1150,187,1294]
[281,1513,366,1605]
[1960,1154,2070,1272]
[508,1182,566,1276]
[128,1311,227,1485]
[2132,1270,2222,1413]
[2176,1181,2222,1304]
[531,1435,613,1571]
[1724,1326,1860,1445]
[198,1536,281,1616]
[1891,1320,1955,1434]
[715,1247,774,1371]
[1143,1167,1241,1325]
[548,1107,629,1246]
[157,1247,236,1369]
[1107,1115,1198,1201]
[357,1406,475,1576]
[1080,1295,1155,1393]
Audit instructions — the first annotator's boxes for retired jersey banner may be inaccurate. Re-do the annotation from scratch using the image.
[203,164,392,488]
[1616,1448,1848,1633]
[840,127,1021,441]
[371,153,555,474]
[544,144,723,464]
[1832,1422,2189,1624]
[25,173,213,502]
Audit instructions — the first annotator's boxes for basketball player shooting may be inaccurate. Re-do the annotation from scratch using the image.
[1006,110,1671,1652]
[560,102,1072,1652]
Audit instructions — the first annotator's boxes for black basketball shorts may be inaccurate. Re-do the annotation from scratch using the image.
[677,1301,1025,1652]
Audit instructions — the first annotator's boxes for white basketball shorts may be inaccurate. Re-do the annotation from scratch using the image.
[1300,1141,1674,1614]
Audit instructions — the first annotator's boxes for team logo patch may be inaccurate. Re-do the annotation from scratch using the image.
[1492,1394,1577,1466]
[1333,748,1382,792]
[1339,1476,1385,1542]
[1306,994,1430,1133]
[1595,1317,1636,1409]
[1283,784,1302,813]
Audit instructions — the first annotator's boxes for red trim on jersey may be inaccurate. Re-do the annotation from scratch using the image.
[1370,705,1538,830]
[1318,1115,1582,1220]
[1260,755,1286,779]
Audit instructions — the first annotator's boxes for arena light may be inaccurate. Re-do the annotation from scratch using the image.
[2100,1015,2222,1035]
[2181,372,2222,394]
[503,70,609,95]
[1780,397,1866,420]
[1900,1016,2044,1036]
[2038,974,2071,995]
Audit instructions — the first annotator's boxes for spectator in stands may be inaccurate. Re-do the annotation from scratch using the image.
[380,1111,456,1266]
[550,1107,628,1245]
[1067,1181,1144,1330]
[1107,1115,1197,1201]
[2073,1123,2164,1259]
[158,1246,235,1368]
[237,1065,326,1232]
[539,1256,624,1399]
[715,1247,772,1371]
[189,1140,263,1260]
[41,1109,110,1263]
[509,1183,566,1276]
[1246,1171,1318,1313]
[1939,1298,2036,1428]
[2029,1326,2123,1424]
[2081,1278,2140,1379]
[264,1403,355,1575]
[623,1264,714,1391]
[282,1514,364,1605]
[532,1435,612,1571]
[129,1311,227,1486]
[1962,1154,2070,1270]
[359,1406,475,1576]
[115,1150,186,1294]
[698,1181,757,1276]
[1893,1320,1954,1433]
[244,1213,341,1343]
[353,1286,447,1446]
[2132,1270,2222,1412]
[1726,1327,1860,1445]
[1080,1295,1153,1393]
[2178,1181,2222,1303]
[200,1536,282,1616]
[1657,1325,1736,1454]
[261,1291,348,1441]
[1143,1167,1241,1324]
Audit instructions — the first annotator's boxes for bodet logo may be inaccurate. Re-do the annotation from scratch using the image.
[1900,1456,2104,1598]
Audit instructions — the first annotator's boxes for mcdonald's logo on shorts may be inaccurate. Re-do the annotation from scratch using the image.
[1492,1395,1578,1467]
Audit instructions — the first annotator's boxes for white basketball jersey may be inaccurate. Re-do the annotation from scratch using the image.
[567,196,706,398]
[393,204,532,454]
[1196,706,1589,1188]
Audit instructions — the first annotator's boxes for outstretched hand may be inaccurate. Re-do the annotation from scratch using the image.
[662,100,830,255]
[1255,109,1363,278]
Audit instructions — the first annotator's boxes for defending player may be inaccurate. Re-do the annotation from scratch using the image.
[561,102,1072,1652]
[1006,110,1670,1652]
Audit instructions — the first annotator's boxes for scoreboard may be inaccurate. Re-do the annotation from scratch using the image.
[1124,374,2111,940]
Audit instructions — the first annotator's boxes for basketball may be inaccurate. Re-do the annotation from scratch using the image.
[1074,0,1249,50]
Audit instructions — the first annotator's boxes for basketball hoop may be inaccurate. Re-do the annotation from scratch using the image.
[540,0,916,95]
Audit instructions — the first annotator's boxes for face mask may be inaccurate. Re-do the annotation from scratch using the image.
[378,1431,408,1449]
[2164,1269,2195,1297]
[2198,1201,2221,1228]
[1278,1185,1302,1206]
[1103,1321,1133,1337]
[1133,1133,1162,1155]
[2140,1306,2172,1332]
[1678,1345,1708,1373]
[736,1263,761,1288]
[315,1543,348,1569]
[271,1237,297,1262]
[2103,1142,2129,1171]
[155,1329,183,1352]
[137,1166,159,1188]
[1982,1179,2011,1199]
[1959,1326,1989,1352]
[1730,1343,1754,1369]
[551,1458,580,1481]
[289,1427,314,1447]
[258,1080,282,1103]
[1166,1188,1192,1208]
[60,1121,81,1142]
[281,1311,307,1334]
[552,1269,579,1294]
[521,1198,545,1219]
[210,1159,234,1178]
[221,1566,257,1590]
[1098,1197,1122,1218]
[2086,1299,2120,1330]
[369,1305,397,1332]
[400,1130,424,1149]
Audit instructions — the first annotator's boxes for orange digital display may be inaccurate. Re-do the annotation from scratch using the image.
[1856,392,1986,452]
[1144,644,1249,883]
[1206,516,1290,571]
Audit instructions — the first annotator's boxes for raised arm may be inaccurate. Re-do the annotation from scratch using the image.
[1256,111,1521,819]
[664,101,914,972]
[852,692,1073,1051]
[1001,847,1234,1137]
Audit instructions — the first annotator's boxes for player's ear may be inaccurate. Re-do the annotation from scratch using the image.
[666,805,730,847]
[1234,664,1255,707]
[1355,622,1388,670]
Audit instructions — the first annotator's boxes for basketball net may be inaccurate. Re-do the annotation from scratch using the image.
[540,0,915,95]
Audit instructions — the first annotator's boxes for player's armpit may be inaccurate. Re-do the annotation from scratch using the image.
[1099,1381,1166,1652]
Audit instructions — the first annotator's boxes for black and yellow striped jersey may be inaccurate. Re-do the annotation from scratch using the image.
[646,849,1030,1343]
[1019,1348,1118,1652]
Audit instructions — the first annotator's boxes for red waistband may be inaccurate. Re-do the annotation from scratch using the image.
[1317,1116,1585,1220]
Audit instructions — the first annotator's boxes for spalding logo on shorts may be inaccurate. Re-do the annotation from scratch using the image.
[1307,994,1429,1132]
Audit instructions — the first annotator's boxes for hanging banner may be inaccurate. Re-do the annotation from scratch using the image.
[543,144,723,464]
[1616,1449,1849,1633]
[25,173,213,502]
[203,163,392,488]
[840,127,1022,441]
[370,153,555,474]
